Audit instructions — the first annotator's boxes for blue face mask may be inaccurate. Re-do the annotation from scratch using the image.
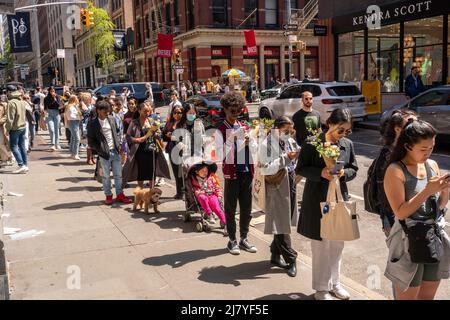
[187,114,196,122]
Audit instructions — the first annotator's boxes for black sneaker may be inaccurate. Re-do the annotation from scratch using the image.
[227,240,240,255]
[239,238,258,253]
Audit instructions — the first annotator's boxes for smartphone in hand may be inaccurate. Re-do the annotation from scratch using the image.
[331,160,345,175]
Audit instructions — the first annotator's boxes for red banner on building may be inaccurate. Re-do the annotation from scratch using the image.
[157,33,174,58]
[244,30,257,56]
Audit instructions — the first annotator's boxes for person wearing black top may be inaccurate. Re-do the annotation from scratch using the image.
[44,87,63,150]
[295,108,358,300]
[292,91,321,146]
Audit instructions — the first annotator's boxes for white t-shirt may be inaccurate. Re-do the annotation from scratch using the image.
[99,118,114,150]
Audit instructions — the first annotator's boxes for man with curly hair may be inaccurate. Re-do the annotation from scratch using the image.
[215,91,257,255]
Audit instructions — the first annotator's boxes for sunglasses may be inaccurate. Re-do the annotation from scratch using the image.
[336,128,352,136]
[228,108,243,114]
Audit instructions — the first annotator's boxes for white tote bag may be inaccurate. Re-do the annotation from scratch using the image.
[252,164,266,211]
[320,178,360,241]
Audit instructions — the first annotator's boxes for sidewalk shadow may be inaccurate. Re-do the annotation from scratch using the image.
[78,168,95,174]
[56,177,93,183]
[58,186,103,192]
[47,161,85,167]
[128,209,201,234]
[142,248,225,269]
[197,261,286,287]
[44,200,103,211]
[256,292,314,300]
[38,156,64,161]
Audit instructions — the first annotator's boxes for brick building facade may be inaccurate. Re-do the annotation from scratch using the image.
[132,0,319,89]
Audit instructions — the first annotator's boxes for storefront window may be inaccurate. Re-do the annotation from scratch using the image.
[338,31,364,56]
[244,0,258,28]
[404,45,443,86]
[403,16,444,87]
[338,54,364,82]
[368,24,400,92]
[211,59,229,83]
[243,58,258,82]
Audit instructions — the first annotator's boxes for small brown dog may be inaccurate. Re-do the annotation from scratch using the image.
[133,187,163,214]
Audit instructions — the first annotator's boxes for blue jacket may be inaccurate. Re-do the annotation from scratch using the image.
[405,74,425,98]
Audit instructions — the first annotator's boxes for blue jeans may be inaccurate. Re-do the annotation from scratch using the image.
[99,149,123,196]
[47,109,60,146]
[9,128,27,167]
[68,120,80,156]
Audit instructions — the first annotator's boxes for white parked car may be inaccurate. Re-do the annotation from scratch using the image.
[258,81,367,124]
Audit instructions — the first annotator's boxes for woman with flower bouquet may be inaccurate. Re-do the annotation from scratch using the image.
[295,108,358,300]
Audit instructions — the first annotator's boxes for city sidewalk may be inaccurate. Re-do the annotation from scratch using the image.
[0,132,386,300]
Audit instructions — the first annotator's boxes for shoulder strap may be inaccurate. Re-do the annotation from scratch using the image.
[424,160,433,182]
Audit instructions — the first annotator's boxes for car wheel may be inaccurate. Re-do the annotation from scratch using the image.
[259,108,271,120]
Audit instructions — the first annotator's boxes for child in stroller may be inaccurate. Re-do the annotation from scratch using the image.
[191,163,226,226]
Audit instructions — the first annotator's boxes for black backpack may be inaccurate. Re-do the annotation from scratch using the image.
[363,155,381,214]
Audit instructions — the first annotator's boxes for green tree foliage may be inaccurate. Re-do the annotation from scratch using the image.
[86,1,116,71]
[0,41,15,81]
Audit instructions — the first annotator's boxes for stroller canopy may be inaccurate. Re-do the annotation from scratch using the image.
[184,156,218,177]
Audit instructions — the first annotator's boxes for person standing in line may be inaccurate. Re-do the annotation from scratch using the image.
[5,85,29,173]
[384,120,450,300]
[260,116,300,277]
[216,91,258,255]
[206,78,214,93]
[200,82,207,95]
[296,108,358,300]
[145,82,154,103]
[44,87,63,151]
[0,94,12,166]
[87,100,132,205]
[180,83,188,102]
[166,90,183,122]
[65,95,83,160]
[373,109,418,236]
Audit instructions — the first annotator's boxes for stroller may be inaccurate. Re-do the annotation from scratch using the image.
[181,156,226,233]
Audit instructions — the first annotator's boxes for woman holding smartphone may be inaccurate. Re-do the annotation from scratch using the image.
[295,108,358,300]
[259,116,300,277]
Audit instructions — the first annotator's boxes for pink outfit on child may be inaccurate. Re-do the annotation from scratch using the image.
[192,175,226,225]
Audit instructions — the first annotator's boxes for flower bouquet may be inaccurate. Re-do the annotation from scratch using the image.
[247,118,275,139]
[308,130,340,169]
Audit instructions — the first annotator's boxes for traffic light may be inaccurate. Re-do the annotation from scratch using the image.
[297,40,306,52]
[172,48,181,65]
[80,8,94,27]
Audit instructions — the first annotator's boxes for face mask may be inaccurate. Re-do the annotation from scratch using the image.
[187,114,196,122]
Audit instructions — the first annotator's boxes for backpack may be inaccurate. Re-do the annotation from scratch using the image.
[363,155,381,214]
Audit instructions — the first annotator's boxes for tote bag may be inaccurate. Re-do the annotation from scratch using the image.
[320,178,360,241]
[252,164,266,211]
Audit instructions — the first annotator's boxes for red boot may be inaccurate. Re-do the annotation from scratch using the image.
[116,193,132,204]
[105,195,113,205]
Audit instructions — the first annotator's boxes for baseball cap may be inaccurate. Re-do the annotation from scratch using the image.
[6,84,17,92]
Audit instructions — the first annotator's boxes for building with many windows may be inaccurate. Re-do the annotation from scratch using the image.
[132,0,319,89]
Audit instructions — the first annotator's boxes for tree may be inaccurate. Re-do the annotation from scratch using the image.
[0,41,15,82]
[86,1,116,71]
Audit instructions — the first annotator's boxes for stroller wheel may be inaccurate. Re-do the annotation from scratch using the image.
[202,223,211,233]
[195,222,203,233]
[183,212,191,222]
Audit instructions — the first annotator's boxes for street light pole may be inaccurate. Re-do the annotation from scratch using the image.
[286,0,293,79]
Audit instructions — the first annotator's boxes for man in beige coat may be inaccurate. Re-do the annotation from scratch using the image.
[0,96,12,164]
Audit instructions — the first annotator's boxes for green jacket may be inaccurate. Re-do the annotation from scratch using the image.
[6,91,27,132]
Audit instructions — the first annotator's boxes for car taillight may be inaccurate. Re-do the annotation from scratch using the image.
[208,108,220,116]
[243,106,249,114]
[358,97,366,102]
[322,98,344,104]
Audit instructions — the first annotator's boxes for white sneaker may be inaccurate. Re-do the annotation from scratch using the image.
[331,285,351,300]
[13,166,28,174]
[56,145,62,150]
[314,291,335,301]
[50,145,56,151]
[73,155,81,160]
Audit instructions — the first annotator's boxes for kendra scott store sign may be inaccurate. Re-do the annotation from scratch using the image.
[352,0,432,27]
[333,0,448,33]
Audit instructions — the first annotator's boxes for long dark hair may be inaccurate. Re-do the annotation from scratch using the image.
[326,108,352,127]
[381,109,417,146]
[133,102,150,119]
[167,104,184,126]
[388,119,436,165]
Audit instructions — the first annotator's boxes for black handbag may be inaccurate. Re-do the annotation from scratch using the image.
[400,218,444,264]
[399,161,444,264]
